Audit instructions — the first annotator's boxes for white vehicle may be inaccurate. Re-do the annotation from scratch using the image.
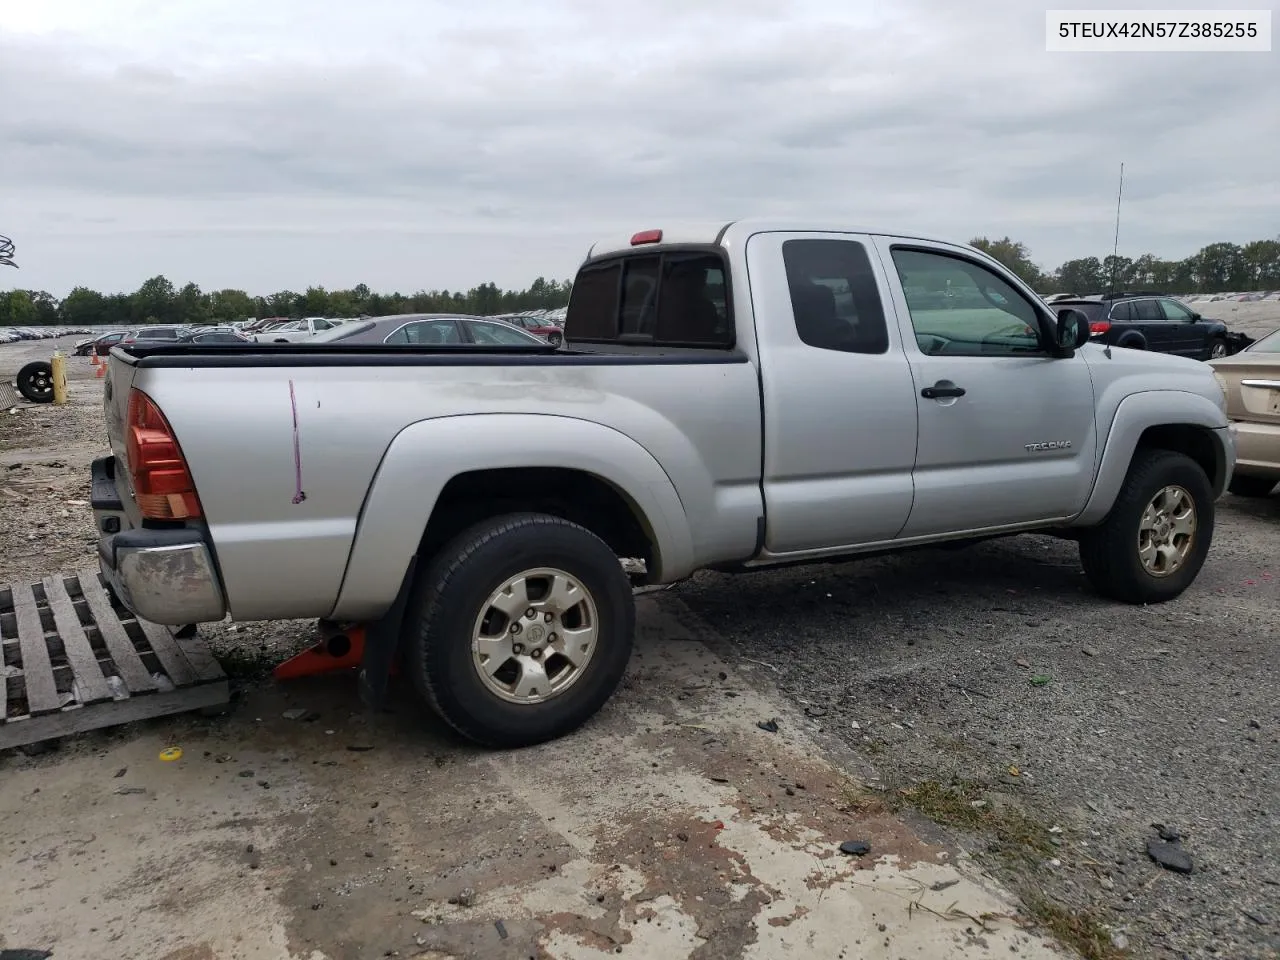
[253,317,340,343]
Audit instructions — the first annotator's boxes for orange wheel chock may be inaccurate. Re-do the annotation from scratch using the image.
[272,626,367,681]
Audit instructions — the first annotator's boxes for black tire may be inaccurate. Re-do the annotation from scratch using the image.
[1116,336,1146,351]
[547,332,563,347]
[405,512,635,748]
[1079,449,1214,604]
[1207,337,1229,360]
[1228,474,1277,498]
[16,361,55,404]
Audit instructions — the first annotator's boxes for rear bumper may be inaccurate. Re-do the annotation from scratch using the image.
[1233,420,1280,477]
[91,456,227,625]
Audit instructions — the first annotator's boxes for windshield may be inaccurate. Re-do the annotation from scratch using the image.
[309,321,373,342]
[1247,328,1280,353]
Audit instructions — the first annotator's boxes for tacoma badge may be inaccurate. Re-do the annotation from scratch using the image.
[1025,441,1073,452]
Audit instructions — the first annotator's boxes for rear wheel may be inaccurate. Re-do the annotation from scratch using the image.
[16,361,54,403]
[1079,450,1214,604]
[404,512,635,747]
[1228,474,1277,498]
[1208,337,1228,360]
[547,331,563,347]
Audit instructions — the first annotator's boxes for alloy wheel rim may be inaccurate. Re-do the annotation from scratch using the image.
[471,567,598,704]
[1137,485,1196,577]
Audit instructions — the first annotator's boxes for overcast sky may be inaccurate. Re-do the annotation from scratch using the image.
[1,0,1276,296]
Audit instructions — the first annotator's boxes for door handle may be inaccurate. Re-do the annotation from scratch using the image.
[921,381,966,400]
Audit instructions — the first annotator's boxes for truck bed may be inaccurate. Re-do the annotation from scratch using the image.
[103,340,764,623]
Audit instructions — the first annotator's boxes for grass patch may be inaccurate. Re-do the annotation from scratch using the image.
[892,779,1055,858]
[1024,897,1128,960]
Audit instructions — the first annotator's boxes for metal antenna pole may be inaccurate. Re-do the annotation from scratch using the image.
[1110,163,1124,289]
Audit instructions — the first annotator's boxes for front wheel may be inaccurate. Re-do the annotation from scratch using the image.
[1207,337,1228,360]
[405,513,635,747]
[547,332,563,347]
[1079,450,1214,604]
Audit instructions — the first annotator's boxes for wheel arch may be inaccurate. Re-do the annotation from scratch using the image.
[329,414,694,621]
[1073,391,1232,527]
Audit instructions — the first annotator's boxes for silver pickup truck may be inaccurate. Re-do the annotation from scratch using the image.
[92,221,1235,747]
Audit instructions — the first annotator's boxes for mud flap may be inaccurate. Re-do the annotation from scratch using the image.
[357,555,418,710]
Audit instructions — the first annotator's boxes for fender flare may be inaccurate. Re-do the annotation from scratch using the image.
[1114,332,1147,350]
[330,413,694,621]
[1073,390,1231,526]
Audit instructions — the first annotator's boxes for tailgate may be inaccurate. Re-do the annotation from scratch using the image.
[103,349,143,525]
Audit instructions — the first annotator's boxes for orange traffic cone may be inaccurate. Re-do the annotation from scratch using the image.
[90,353,100,367]
[96,361,106,378]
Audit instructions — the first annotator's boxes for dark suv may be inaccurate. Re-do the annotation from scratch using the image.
[1051,292,1230,360]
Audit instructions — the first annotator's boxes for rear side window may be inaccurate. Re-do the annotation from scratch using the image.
[565,251,732,347]
[782,240,889,354]
[1109,301,1134,322]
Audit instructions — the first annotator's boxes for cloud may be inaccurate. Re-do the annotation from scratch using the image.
[1,0,1276,295]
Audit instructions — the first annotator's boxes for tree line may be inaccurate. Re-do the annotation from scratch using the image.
[3,234,1280,328]
[0,276,574,328]
[970,236,1280,295]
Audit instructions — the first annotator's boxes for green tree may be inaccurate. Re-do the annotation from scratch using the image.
[1242,239,1280,289]
[25,290,59,325]
[177,282,211,324]
[2,290,38,326]
[1101,255,1135,291]
[60,286,107,326]
[969,237,1043,288]
[132,275,177,325]
[1193,242,1247,291]
[209,288,255,322]
[1054,257,1104,294]
[300,286,329,316]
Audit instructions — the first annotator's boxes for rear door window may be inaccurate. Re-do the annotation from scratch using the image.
[385,319,463,345]
[566,251,732,347]
[1133,299,1163,321]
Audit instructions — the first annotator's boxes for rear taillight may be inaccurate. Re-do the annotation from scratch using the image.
[126,389,202,520]
[1089,321,1111,335]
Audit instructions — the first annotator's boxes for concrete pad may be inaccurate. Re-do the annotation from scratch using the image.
[0,596,1066,959]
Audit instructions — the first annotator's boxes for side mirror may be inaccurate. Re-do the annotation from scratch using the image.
[1054,308,1092,352]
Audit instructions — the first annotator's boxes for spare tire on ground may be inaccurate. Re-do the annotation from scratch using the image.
[16,360,55,403]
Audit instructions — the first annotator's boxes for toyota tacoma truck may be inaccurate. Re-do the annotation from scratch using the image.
[92,221,1236,748]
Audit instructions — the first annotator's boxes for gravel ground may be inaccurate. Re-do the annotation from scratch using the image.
[672,502,1279,960]
[3,330,1278,959]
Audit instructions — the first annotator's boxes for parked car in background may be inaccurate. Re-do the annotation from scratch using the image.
[94,220,1233,749]
[308,314,548,347]
[120,326,193,348]
[1049,292,1231,360]
[499,314,565,346]
[75,331,128,355]
[253,317,341,343]
[1209,327,1280,497]
[185,326,252,344]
